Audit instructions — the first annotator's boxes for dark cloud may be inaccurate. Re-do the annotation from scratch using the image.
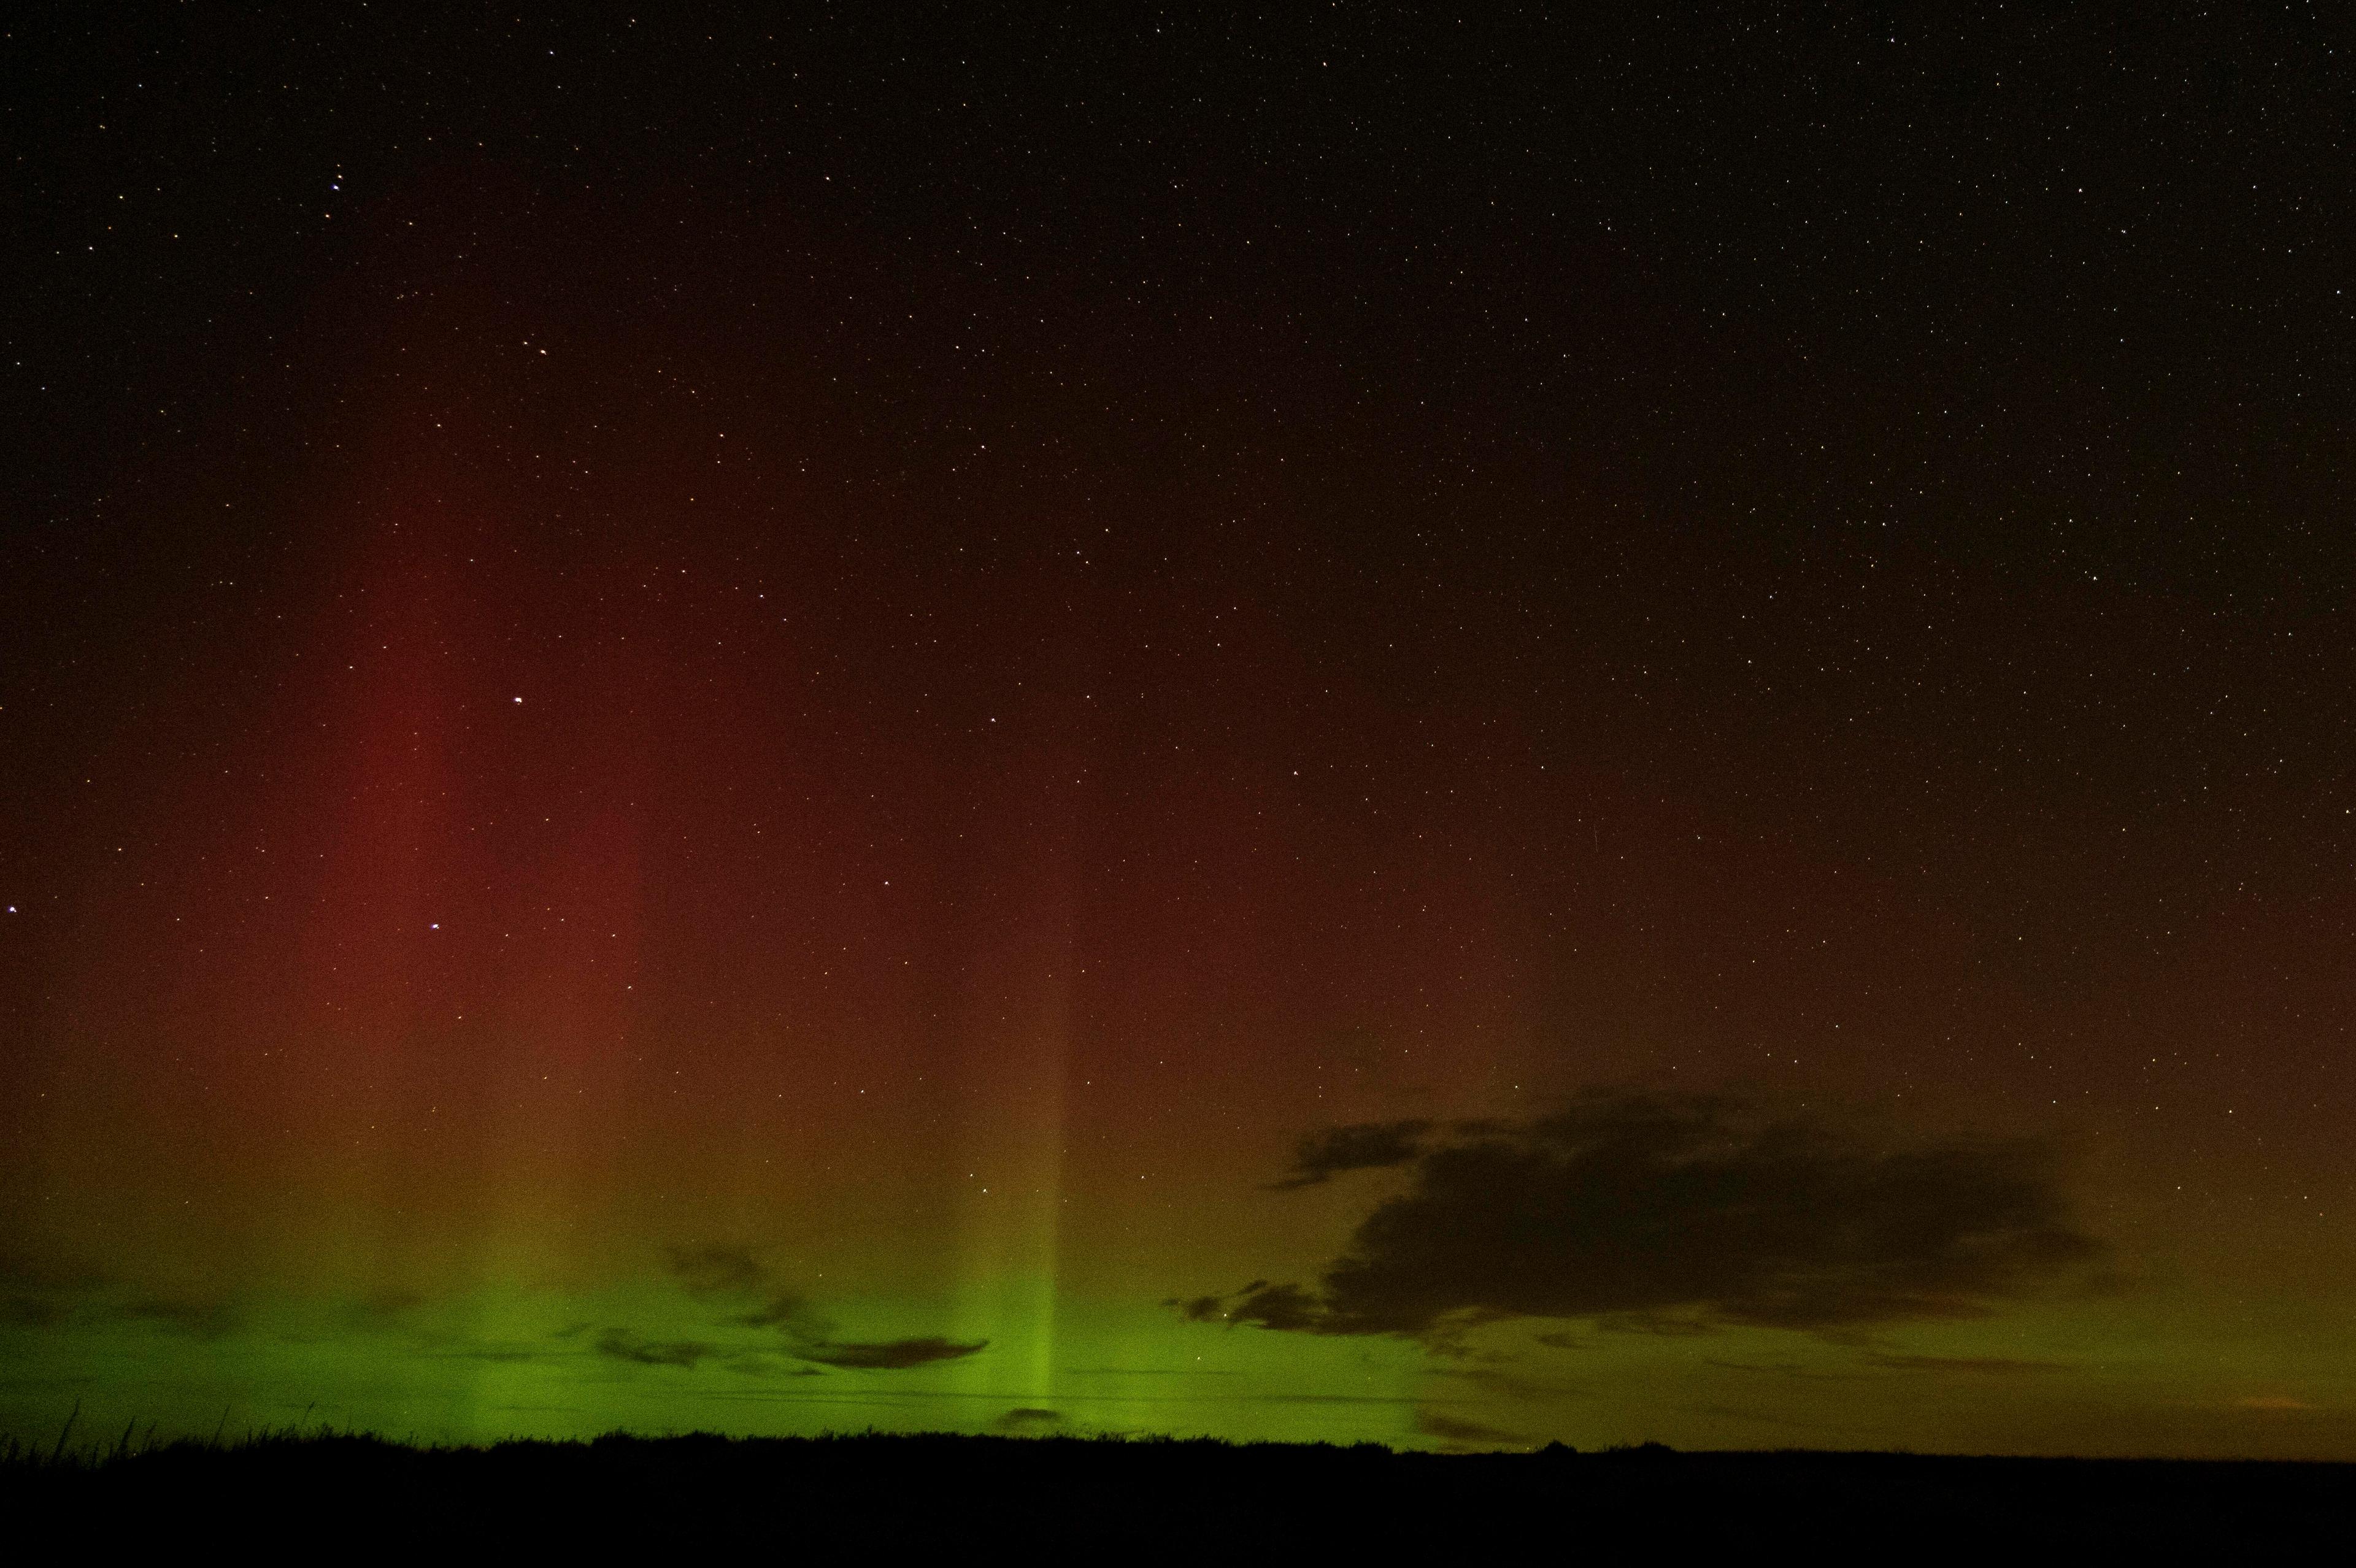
[1196,1090,2099,1342]
[1269,1120,1436,1190]
[1431,1365,1586,1402]
[735,1294,828,1337]
[1704,1355,1872,1383]
[665,1243,768,1296]
[593,1328,715,1367]
[992,1407,1066,1434]
[1226,1283,1326,1334]
[1415,1409,1525,1448]
[653,1240,823,1337]
[1864,1353,2066,1375]
[0,1255,210,1334]
[425,1345,546,1364]
[1591,1311,1718,1337]
[652,1237,985,1372]
[118,1296,241,1339]
[795,1335,988,1370]
[0,1294,69,1327]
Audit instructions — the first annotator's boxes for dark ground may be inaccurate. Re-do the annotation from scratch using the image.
[4,1431,2349,1553]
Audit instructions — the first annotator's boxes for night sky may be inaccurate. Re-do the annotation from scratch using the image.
[6,8,2354,1457]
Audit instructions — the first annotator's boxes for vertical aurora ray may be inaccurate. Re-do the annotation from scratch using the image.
[13,10,2356,1463]
[940,698,1091,1411]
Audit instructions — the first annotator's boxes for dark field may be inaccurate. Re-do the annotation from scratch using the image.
[5,1429,2349,1552]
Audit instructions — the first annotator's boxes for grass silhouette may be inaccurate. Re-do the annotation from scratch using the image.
[4,1421,2353,1550]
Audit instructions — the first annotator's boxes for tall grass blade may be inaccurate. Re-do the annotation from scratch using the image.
[50,1401,79,1465]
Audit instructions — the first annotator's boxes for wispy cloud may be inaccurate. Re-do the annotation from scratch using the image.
[666,1243,768,1296]
[797,1336,988,1370]
[1269,1120,1435,1190]
[1415,1409,1525,1448]
[656,1244,986,1372]
[593,1328,716,1367]
[2237,1395,2316,1412]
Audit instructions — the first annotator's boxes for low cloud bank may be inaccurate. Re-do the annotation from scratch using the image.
[1190,1090,2098,1341]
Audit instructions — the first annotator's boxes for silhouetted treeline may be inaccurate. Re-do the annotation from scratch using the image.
[4,1429,2350,1551]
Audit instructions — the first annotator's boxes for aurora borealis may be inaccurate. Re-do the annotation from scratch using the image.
[6,10,2355,1458]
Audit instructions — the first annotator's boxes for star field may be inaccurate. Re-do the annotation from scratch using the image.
[4,7,2354,1455]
